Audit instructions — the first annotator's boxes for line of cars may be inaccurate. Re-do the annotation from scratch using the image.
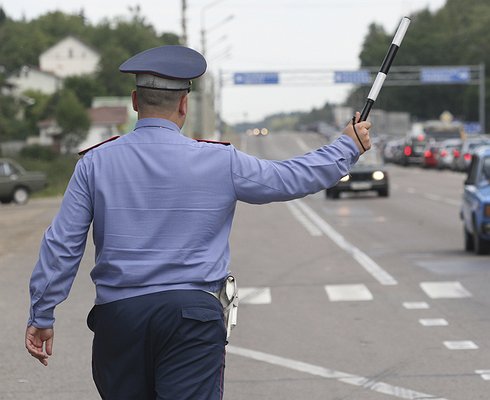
[383,131,490,173]
[326,117,490,255]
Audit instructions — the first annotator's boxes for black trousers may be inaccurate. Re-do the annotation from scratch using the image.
[87,290,227,400]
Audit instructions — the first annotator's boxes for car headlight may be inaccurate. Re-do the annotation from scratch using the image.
[485,204,490,217]
[372,171,385,181]
[340,175,350,182]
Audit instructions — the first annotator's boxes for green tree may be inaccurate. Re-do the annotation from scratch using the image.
[64,75,100,107]
[0,95,30,141]
[0,20,49,72]
[31,11,88,44]
[349,0,490,127]
[0,7,7,24]
[54,89,90,151]
[23,90,52,137]
[95,44,134,96]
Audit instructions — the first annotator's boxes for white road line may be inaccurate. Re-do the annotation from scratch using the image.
[292,199,398,286]
[239,287,272,304]
[295,137,312,153]
[420,282,472,299]
[423,193,460,207]
[475,370,490,381]
[325,284,373,301]
[443,341,478,350]
[419,318,449,327]
[227,345,448,400]
[285,201,322,236]
[403,302,430,309]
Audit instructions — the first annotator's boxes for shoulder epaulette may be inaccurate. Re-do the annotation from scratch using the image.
[196,139,231,146]
[78,136,120,156]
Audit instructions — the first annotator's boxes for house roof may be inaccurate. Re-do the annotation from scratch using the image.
[8,65,60,80]
[89,106,128,125]
[41,35,101,58]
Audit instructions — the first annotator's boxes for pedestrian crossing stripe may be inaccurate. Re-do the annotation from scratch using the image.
[325,284,373,302]
[239,281,472,304]
[239,287,272,304]
[420,281,472,299]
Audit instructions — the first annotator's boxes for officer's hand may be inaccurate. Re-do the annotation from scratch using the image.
[25,325,54,366]
[343,112,371,155]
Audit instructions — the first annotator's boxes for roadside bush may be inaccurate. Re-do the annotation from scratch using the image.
[20,144,57,161]
[13,153,78,198]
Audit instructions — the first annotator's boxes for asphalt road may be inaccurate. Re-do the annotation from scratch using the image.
[1,131,489,400]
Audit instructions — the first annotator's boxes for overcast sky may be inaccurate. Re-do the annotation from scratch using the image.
[2,0,446,123]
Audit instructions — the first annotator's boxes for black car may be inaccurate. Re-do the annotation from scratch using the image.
[326,150,389,199]
[0,158,47,204]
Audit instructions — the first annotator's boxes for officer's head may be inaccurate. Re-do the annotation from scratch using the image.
[119,45,207,127]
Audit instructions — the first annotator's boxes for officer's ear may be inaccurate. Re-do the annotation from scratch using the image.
[178,94,188,117]
[131,90,138,112]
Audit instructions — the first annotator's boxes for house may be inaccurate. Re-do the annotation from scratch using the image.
[6,66,62,96]
[35,119,63,152]
[78,106,128,152]
[39,36,100,78]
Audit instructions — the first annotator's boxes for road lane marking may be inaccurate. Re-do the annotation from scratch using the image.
[295,137,312,153]
[443,341,478,350]
[239,287,272,304]
[420,282,472,299]
[227,345,448,400]
[403,302,430,309]
[286,201,322,236]
[419,318,448,327]
[422,193,460,207]
[292,199,398,286]
[325,284,373,301]
[475,370,490,381]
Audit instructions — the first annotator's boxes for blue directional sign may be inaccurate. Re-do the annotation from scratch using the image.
[463,122,482,134]
[334,70,371,84]
[420,67,470,84]
[233,72,280,85]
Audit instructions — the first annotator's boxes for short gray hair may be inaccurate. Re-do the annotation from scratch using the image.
[136,87,187,112]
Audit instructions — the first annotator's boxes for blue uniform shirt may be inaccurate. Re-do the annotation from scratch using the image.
[28,118,359,328]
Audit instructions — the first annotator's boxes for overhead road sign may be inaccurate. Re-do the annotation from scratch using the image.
[233,72,279,85]
[334,70,371,84]
[420,67,470,84]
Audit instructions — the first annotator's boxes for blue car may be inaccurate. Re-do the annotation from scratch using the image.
[461,146,490,254]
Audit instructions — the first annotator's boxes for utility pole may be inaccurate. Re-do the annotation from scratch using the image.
[181,0,188,45]
[479,63,486,134]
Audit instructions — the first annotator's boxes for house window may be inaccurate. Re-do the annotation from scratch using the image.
[68,48,74,58]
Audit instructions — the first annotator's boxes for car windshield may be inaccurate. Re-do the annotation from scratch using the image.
[424,126,461,140]
[469,142,488,151]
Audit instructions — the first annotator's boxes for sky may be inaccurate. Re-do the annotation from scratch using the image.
[2,0,446,124]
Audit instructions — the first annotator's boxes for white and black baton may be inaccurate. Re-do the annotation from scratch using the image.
[359,17,411,122]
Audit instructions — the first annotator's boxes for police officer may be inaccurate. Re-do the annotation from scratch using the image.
[25,45,371,399]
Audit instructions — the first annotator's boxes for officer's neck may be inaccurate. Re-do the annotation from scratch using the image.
[138,111,185,129]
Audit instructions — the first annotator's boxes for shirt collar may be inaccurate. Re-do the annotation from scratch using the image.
[134,118,181,133]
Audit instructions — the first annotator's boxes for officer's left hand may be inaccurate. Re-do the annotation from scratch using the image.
[25,325,54,366]
[342,111,372,154]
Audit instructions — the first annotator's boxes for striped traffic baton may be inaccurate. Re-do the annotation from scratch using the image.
[359,17,411,122]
